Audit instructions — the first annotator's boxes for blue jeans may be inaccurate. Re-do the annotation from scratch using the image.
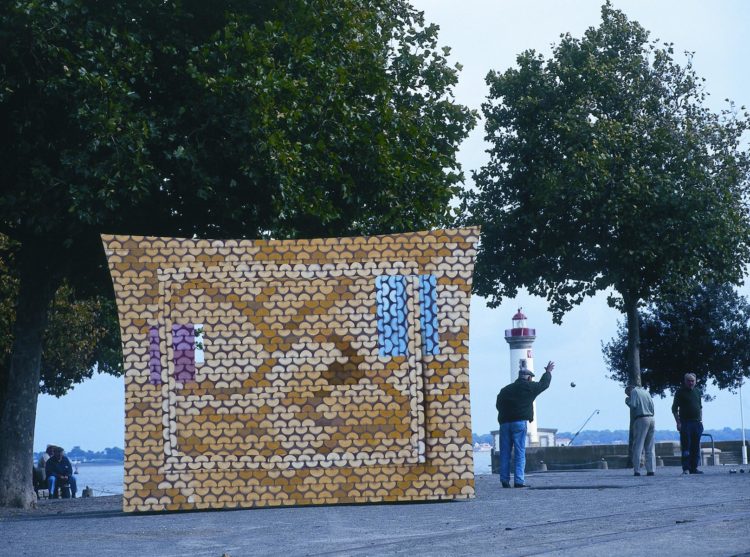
[680,420,704,472]
[48,474,77,497]
[500,421,527,485]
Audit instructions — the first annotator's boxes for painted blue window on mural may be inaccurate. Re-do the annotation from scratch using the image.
[419,274,440,355]
[376,275,409,356]
[376,274,440,357]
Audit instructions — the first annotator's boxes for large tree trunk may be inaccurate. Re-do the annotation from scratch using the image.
[0,241,60,508]
[624,295,641,468]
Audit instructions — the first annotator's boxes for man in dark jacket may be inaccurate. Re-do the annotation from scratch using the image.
[496,360,554,488]
[672,373,704,475]
[45,446,77,498]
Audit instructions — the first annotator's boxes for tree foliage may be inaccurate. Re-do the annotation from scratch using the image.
[1,0,475,244]
[464,2,750,386]
[0,0,475,507]
[603,282,750,397]
[0,237,123,398]
[0,239,15,369]
[38,285,122,397]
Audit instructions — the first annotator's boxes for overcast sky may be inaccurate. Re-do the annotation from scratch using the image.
[34,1,750,451]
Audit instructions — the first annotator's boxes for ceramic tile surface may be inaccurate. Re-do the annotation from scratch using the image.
[102,228,478,512]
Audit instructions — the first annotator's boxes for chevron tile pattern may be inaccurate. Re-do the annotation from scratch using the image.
[102,228,478,512]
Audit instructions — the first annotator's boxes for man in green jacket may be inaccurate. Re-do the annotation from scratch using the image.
[496,360,554,488]
[671,373,704,475]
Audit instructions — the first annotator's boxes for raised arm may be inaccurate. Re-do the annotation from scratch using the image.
[534,361,553,393]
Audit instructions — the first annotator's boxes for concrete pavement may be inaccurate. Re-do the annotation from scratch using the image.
[3,467,749,556]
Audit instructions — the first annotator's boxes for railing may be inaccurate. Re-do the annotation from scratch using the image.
[701,432,716,463]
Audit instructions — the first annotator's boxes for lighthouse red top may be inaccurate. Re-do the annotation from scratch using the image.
[505,308,535,338]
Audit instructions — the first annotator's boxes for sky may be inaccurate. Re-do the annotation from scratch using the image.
[34,0,750,452]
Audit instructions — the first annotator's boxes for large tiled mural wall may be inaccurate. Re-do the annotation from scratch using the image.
[102,228,479,512]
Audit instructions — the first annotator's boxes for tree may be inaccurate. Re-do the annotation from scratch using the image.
[0,238,16,374]
[37,285,123,397]
[1,235,123,399]
[603,282,750,396]
[464,3,750,389]
[0,0,476,507]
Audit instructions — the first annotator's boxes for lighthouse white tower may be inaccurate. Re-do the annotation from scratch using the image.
[504,309,539,444]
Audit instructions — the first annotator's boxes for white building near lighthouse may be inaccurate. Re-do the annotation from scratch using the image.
[504,308,540,444]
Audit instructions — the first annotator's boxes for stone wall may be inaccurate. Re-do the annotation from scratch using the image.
[524,444,630,471]
[103,228,478,512]
[515,440,742,471]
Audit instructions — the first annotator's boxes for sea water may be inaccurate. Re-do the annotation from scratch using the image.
[72,452,491,497]
[74,464,123,496]
[473,450,492,475]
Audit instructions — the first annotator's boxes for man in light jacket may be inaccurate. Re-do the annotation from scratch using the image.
[625,385,655,477]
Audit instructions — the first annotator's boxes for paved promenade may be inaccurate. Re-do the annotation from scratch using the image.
[3,467,749,556]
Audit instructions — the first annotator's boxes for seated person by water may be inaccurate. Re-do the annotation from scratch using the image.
[45,446,77,498]
[39,445,54,469]
[32,445,56,493]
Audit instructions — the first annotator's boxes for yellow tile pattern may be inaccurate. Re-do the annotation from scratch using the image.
[103,228,478,512]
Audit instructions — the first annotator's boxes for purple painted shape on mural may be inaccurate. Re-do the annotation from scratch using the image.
[148,326,162,385]
[172,323,195,382]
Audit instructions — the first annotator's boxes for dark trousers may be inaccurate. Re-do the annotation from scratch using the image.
[680,420,703,472]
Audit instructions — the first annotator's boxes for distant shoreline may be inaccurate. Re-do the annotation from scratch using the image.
[34,446,124,465]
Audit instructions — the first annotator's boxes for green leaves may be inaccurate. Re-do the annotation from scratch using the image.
[466,3,750,324]
[0,237,122,398]
[38,283,122,397]
[2,0,477,247]
[0,0,476,394]
[604,282,750,395]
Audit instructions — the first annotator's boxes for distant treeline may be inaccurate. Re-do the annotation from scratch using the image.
[34,446,124,463]
[473,428,750,446]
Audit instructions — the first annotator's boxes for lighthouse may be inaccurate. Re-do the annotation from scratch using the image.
[504,308,539,444]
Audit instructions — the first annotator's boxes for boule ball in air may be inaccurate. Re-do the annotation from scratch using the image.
[570,382,576,388]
